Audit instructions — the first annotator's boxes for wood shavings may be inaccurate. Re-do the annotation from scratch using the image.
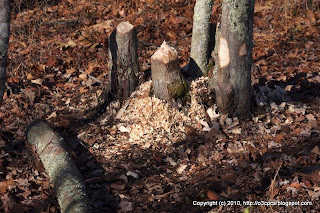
[117,81,191,147]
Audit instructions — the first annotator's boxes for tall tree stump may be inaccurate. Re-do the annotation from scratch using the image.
[189,0,213,77]
[0,0,11,104]
[108,21,138,101]
[151,41,187,100]
[211,0,255,117]
[26,120,90,213]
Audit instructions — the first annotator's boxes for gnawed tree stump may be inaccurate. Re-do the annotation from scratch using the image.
[26,120,90,213]
[151,41,187,100]
[108,21,138,101]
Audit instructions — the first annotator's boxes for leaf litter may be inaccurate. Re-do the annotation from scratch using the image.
[1,0,320,212]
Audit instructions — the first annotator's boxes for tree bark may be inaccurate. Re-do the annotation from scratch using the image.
[0,0,10,105]
[151,41,187,101]
[211,0,255,117]
[108,21,138,101]
[26,120,90,213]
[189,0,213,77]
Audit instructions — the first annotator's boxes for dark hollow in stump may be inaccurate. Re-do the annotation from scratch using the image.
[151,41,187,101]
[26,120,90,213]
[108,21,138,101]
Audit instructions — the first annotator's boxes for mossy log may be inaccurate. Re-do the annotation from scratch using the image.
[108,21,138,101]
[151,41,187,100]
[26,120,90,213]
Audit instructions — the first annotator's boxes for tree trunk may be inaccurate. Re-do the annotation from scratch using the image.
[26,120,90,213]
[211,0,255,117]
[0,0,10,105]
[189,0,213,77]
[108,21,138,101]
[151,41,187,101]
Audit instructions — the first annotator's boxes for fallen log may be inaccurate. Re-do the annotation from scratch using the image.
[26,120,90,213]
[108,21,138,101]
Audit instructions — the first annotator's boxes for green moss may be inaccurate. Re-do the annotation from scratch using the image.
[167,78,188,99]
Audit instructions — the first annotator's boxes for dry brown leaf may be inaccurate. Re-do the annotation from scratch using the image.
[306,114,316,121]
[64,39,77,48]
[274,134,284,142]
[0,179,15,194]
[207,190,220,201]
[290,182,301,189]
[79,87,88,93]
[118,200,133,212]
[311,146,320,155]
[307,10,316,23]
[185,125,197,136]
[24,88,36,103]
[31,79,43,85]
[27,73,36,80]
[47,56,57,67]
[111,183,126,190]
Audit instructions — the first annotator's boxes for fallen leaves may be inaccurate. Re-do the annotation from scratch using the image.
[0,179,14,194]
[118,200,133,212]
[206,190,220,201]
[126,171,139,179]
[2,0,320,212]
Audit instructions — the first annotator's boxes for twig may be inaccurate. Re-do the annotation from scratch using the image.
[12,19,79,31]
[268,161,283,198]
[174,33,192,46]
[41,19,79,27]
[79,70,105,85]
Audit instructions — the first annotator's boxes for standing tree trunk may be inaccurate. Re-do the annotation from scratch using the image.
[151,41,187,101]
[189,0,213,77]
[0,0,10,105]
[108,21,138,101]
[211,0,255,117]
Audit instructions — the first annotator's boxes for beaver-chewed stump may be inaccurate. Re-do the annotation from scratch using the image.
[26,120,90,213]
[151,41,187,101]
[108,21,138,101]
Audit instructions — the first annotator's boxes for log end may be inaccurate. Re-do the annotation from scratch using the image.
[117,21,134,34]
[26,119,45,136]
[151,41,178,64]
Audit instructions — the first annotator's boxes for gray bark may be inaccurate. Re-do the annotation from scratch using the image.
[190,0,213,77]
[0,0,10,104]
[26,120,90,213]
[108,21,138,101]
[211,0,255,117]
[151,41,187,101]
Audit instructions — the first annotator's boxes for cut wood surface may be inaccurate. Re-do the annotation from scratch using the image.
[108,21,138,101]
[151,41,187,100]
[26,120,90,213]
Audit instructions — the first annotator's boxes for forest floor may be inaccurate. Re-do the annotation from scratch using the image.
[1,0,320,212]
